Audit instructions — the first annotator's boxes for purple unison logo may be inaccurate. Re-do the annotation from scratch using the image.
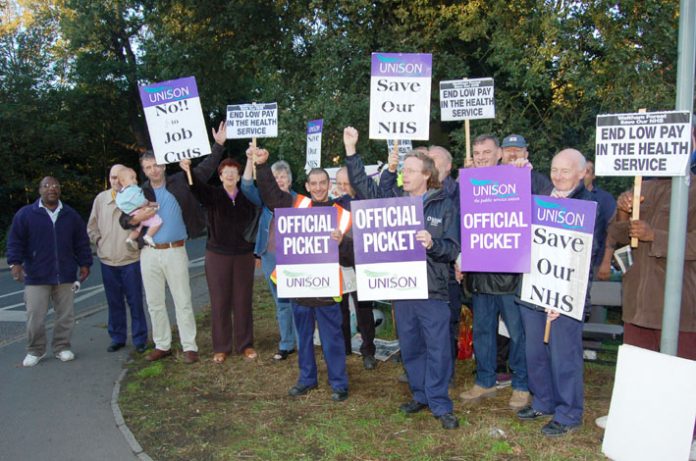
[142,84,191,103]
[374,54,428,77]
[534,197,586,230]
[470,178,518,199]
[281,269,330,289]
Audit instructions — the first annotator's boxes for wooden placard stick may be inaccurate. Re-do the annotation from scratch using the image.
[465,119,471,165]
[631,108,647,248]
[185,167,193,186]
[252,136,257,180]
[544,315,551,343]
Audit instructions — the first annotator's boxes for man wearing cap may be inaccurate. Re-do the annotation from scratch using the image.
[500,134,552,195]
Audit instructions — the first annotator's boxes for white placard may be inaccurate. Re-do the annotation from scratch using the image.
[595,111,692,176]
[440,78,495,121]
[226,102,278,139]
[602,345,696,461]
[139,76,211,165]
[305,119,323,173]
[369,53,432,140]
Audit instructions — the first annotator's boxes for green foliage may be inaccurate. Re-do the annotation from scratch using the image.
[0,0,686,245]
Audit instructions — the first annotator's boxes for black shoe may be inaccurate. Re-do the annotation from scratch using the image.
[436,412,460,429]
[363,355,377,370]
[517,406,553,421]
[288,383,317,397]
[135,344,147,353]
[273,349,295,361]
[399,400,428,414]
[331,389,348,402]
[541,420,579,437]
[107,343,125,352]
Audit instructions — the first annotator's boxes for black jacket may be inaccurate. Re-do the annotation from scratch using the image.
[120,143,224,238]
[345,154,460,301]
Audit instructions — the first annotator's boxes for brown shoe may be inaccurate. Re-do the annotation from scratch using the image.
[183,350,199,364]
[146,349,172,362]
[459,384,497,403]
[242,347,258,361]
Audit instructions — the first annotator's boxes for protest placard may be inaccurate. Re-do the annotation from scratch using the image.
[275,207,340,298]
[521,196,596,321]
[458,165,531,272]
[226,102,278,139]
[305,119,323,173]
[369,53,432,140]
[440,78,495,121]
[387,138,412,171]
[351,196,428,301]
[139,76,211,165]
[595,111,692,176]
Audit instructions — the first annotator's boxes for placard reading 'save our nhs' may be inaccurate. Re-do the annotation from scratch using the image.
[139,76,211,165]
[274,207,341,298]
[351,196,428,301]
[369,53,432,141]
[521,196,596,321]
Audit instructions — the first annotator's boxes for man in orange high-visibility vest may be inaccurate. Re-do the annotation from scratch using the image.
[252,147,354,402]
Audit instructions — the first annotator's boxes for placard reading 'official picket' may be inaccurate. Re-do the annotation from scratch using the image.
[275,207,340,298]
[351,196,428,301]
[139,76,211,165]
[305,119,323,173]
[440,78,495,121]
[595,111,692,176]
[459,165,531,272]
[369,53,432,140]
[521,196,596,321]
[226,103,278,139]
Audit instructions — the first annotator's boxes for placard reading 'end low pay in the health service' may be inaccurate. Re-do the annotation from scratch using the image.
[440,78,495,121]
[226,103,278,139]
[595,111,692,177]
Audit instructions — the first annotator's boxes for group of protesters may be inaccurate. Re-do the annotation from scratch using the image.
[7,120,696,436]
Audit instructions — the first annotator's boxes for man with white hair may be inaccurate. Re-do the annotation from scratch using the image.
[516,148,597,437]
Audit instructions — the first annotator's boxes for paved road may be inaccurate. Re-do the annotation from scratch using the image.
[0,238,210,461]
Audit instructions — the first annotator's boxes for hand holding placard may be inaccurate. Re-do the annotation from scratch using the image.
[179,158,193,185]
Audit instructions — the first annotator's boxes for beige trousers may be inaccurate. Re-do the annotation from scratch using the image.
[24,284,75,355]
[140,246,197,352]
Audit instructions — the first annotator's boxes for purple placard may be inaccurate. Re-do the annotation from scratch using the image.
[351,196,426,265]
[371,53,432,78]
[307,119,323,134]
[459,165,532,272]
[139,76,199,109]
[531,195,597,235]
[275,207,338,265]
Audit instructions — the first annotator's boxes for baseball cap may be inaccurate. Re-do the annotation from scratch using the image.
[501,134,527,148]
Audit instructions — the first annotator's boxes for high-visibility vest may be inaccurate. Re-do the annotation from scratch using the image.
[271,194,350,302]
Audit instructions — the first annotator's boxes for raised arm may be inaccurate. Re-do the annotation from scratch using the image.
[344,126,393,199]
[241,144,263,207]
[254,148,293,210]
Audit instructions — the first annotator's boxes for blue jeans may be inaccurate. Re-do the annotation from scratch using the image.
[396,299,453,417]
[292,302,348,392]
[471,293,528,391]
[261,252,297,351]
[101,261,148,346]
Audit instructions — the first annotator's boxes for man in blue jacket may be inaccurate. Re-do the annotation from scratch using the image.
[7,176,93,367]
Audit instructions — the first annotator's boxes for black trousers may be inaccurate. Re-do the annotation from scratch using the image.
[340,292,376,356]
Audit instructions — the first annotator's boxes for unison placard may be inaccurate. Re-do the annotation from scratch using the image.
[595,111,692,176]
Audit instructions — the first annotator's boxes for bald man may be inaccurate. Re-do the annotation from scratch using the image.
[88,165,148,353]
[516,148,599,437]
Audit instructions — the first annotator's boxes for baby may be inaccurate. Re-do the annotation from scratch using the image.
[115,167,162,248]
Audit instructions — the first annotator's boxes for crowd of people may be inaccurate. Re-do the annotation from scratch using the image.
[6,122,696,436]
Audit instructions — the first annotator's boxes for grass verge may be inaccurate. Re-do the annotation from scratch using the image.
[119,276,614,461]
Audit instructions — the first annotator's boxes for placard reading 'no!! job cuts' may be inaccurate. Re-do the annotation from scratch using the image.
[139,76,211,165]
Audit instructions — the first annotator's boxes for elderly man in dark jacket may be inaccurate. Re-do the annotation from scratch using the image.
[7,176,92,367]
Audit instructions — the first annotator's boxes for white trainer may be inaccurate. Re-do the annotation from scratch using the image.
[23,353,46,367]
[55,350,75,362]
